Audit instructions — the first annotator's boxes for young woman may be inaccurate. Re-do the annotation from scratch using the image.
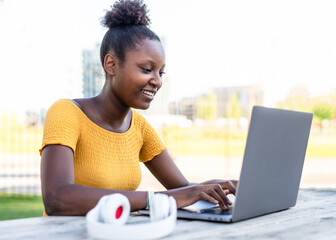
[40,0,237,216]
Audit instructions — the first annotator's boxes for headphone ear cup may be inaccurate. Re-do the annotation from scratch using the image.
[87,193,177,239]
[150,194,170,222]
[99,194,130,224]
[160,194,170,218]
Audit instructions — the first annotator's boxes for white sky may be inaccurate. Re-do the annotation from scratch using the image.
[1,0,336,112]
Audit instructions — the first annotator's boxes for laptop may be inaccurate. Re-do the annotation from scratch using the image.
[139,106,313,223]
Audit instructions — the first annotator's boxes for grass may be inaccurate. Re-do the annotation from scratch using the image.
[0,126,42,154]
[306,130,336,157]
[0,194,44,221]
[161,125,336,157]
[1,121,335,157]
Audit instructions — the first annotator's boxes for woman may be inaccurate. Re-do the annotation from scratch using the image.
[40,0,237,216]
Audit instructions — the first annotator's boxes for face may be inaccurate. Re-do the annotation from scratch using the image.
[109,39,166,110]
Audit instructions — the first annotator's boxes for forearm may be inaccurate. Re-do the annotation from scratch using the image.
[43,184,147,216]
[184,182,199,186]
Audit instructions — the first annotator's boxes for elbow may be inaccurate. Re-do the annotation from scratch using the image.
[42,188,71,216]
[43,191,64,216]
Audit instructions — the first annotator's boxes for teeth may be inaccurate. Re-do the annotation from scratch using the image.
[142,90,154,96]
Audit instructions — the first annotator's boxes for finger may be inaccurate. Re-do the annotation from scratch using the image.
[199,192,219,206]
[231,180,238,187]
[220,181,237,195]
[208,184,232,208]
[214,185,233,206]
[228,181,237,195]
[207,188,229,210]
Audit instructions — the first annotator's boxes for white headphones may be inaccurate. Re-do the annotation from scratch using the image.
[86,193,177,240]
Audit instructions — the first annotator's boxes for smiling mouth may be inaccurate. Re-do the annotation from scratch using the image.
[141,90,155,97]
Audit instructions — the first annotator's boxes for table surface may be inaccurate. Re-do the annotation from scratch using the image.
[1,189,335,240]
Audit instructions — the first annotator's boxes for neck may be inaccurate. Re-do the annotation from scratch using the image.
[94,81,130,126]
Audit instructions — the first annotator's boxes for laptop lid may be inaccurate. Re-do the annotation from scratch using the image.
[139,106,313,223]
[232,106,313,222]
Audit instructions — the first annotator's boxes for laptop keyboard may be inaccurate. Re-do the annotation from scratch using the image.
[200,206,232,215]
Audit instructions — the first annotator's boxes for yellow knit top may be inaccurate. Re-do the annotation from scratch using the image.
[40,99,165,190]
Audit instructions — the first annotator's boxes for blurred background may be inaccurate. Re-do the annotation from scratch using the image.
[0,0,335,220]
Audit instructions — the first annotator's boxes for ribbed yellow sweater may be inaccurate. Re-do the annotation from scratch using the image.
[40,99,165,190]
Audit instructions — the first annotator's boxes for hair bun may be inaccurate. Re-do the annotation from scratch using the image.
[102,0,151,28]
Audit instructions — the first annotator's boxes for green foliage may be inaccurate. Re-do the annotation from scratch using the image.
[229,93,242,119]
[312,102,334,127]
[160,125,336,157]
[0,194,44,220]
[196,92,217,120]
[0,111,43,154]
[275,86,336,129]
[275,85,311,112]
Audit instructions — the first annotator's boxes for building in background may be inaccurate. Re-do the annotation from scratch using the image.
[169,97,197,120]
[82,44,104,97]
[169,85,264,121]
[213,85,264,118]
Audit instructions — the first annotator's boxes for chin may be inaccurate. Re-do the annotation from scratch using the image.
[133,103,151,110]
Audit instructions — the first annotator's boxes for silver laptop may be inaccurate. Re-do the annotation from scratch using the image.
[139,106,313,222]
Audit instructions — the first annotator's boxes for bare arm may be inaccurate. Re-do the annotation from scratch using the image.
[41,145,147,215]
[144,149,189,189]
[42,145,237,215]
[145,149,237,210]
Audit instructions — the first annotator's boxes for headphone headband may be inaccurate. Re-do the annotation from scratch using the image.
[86,193,177,239]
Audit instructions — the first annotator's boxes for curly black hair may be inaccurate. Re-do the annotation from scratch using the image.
[100,0,160,68]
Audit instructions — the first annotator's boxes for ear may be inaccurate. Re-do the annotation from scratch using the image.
[104,54,117,76]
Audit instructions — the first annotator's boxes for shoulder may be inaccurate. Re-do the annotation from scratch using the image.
[46,99,82,116]
[131,109,145,121]
[48,99,79,113]
[131,109,150,129]
[45,99,83,124]
[131,110,161,139]
[41,99,83,154]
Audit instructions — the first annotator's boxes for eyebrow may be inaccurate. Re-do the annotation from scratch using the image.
[137,59,165,69]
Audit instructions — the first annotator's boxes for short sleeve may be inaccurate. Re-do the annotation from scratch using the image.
[39,99,81,155]
[138,114,165,163]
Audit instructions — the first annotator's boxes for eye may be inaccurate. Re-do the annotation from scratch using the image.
[159,71,166,77]
[141,67,152,73]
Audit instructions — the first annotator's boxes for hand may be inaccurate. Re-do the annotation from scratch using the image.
[164,182,236,210]
[201,179,238,195]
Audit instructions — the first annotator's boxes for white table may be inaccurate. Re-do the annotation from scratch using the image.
[0,189,335,239]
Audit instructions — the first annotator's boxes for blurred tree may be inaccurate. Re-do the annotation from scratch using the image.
[312,102,334,129]
[196,92,217,120]
[230,93,242,119]
[276,85,311,112]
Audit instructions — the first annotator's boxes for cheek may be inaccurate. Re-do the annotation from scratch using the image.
[158,80,163,89]
[114,71,149,95]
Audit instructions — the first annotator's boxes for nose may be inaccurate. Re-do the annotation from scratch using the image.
[149,72,162,88]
